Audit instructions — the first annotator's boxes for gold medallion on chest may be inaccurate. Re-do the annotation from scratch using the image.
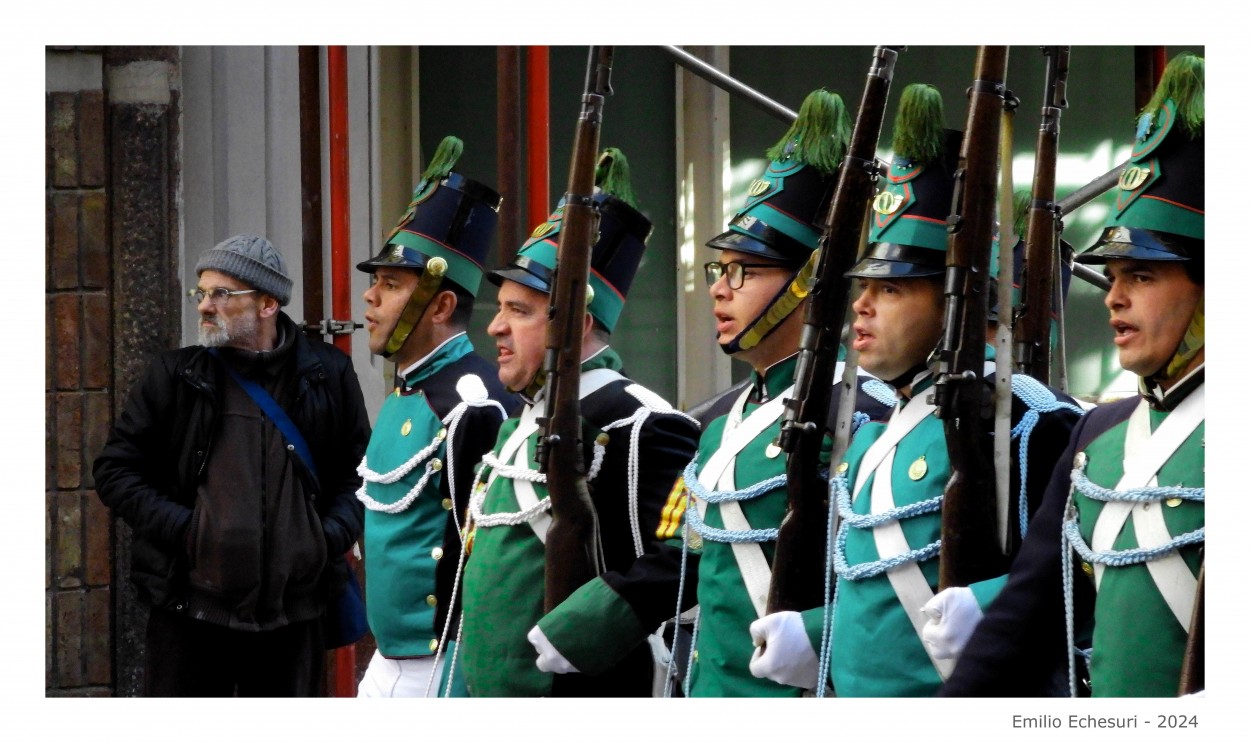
[908,456,927,480]
[401,418,412,436]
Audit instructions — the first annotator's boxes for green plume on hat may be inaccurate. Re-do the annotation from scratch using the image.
[1141,53,1204,137]
[595,147,637,208]
[417,135,464,190]
[892,83,946,164]
[1012,188,1031,238]
[765,88,851,175]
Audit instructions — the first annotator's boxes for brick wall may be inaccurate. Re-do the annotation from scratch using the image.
[46,82,114,697]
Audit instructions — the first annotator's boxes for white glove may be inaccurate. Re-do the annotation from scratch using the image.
[920,586,983,661]
[527,625,579,674]
[748,611,819,690]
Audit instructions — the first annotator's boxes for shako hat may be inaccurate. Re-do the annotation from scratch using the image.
[706,88,850,264]
[1079,52,1204,266]
[848,83,959,280]
[357,135,502,297]
[488,147,651,334]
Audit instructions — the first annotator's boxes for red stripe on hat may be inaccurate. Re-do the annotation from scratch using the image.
[1140,194,1204,215]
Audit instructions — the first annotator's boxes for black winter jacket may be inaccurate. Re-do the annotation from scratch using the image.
[93,316,371,615]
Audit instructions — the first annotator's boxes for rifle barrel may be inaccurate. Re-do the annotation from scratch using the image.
[767,45,902,614]
[936,45,1010,591]
[541,45,613,613]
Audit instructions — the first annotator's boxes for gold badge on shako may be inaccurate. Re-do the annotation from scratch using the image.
[1118,164,1151,191]
[908,456,927,481]
[873,190,904,215]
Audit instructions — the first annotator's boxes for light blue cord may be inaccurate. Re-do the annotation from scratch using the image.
[1060,463,1204,696]
[862,378,897,408]
[829,472,943,581]
[1009,375,1086,538]
[815,471,840,697]
[682,459,787,504]
[680,459,787,543]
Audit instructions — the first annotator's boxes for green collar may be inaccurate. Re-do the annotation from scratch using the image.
[521,345,625,402]
[579,345,623,375]
[751,353,799,403]
[402,333,473,387]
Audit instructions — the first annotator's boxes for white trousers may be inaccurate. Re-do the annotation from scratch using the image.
[356,649,447,697]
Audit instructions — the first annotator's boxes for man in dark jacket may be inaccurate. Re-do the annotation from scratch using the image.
[93,234,371,697]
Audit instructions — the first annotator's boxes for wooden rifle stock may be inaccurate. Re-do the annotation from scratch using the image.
[1015,46,1070,384]
[768,46,902,614]
[1178,563,1204,695]
[540,46,614,613]
[935,46,1011,591]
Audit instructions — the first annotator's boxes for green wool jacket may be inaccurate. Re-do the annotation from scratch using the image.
[459,348,698,697]
[358,334,516,658]
[810,370,1080,697]
[940,372,1203,697]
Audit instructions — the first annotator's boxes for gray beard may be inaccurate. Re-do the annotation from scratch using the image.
[198,312,259,349]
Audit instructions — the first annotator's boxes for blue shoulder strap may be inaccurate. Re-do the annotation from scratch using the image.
[208,348,317,479]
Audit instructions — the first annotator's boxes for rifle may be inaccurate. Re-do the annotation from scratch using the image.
[935,46,1011,590]
[769,46,902,614]
[538,46,614,613]
[1178,563,1204,695]
[1014,46,1071,385]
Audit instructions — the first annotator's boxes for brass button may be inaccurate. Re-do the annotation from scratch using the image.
[401,418,412,436]
[836,462,849,474]
[429,638,440,652]
[908,456,927,481]
[1082,561,1094,577]
[1074,451,1087,468]
[595,433,610,447]
[442,498,453,511]
[1166,497,1183,508]
[431,547,444,560]
[431,459,443,472]
[764,442,781,459]
[426,594,438,607]
[437,427,447,440]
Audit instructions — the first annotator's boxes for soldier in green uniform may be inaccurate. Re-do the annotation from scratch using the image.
[528,90,894,697]
[454,149,700,697]
[354,137,520,697]
[747,84,1082,696]
[939,52,1205,698]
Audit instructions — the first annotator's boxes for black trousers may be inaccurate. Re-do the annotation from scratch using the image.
[144,608,325,697]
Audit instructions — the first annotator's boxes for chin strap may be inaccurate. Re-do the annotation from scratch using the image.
[1164,294,1205,380]
[1140,293,1205,392]
[718,251,818,355]
[884,363,933,393]
[381,257,448,358]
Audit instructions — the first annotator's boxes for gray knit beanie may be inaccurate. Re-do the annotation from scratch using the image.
[195,234,293,306]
